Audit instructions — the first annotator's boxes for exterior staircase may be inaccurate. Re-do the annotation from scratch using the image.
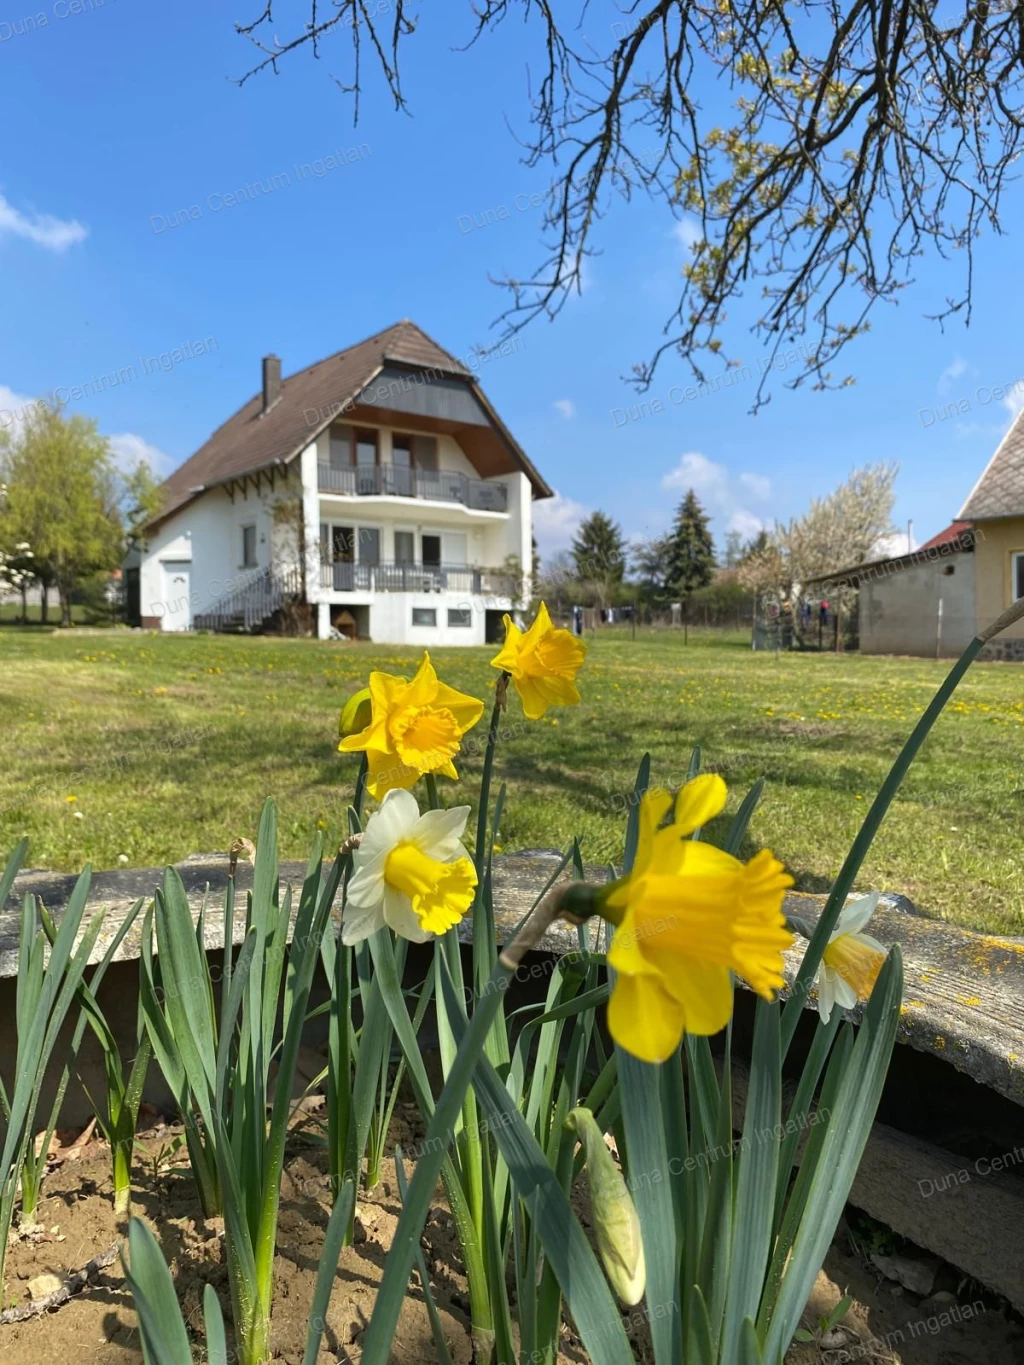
[193,566,303,633]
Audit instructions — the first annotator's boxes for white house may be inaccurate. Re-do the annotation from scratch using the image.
[126,321,550,645]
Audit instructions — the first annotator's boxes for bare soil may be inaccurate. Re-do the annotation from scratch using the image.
[1,1119,1021,1365]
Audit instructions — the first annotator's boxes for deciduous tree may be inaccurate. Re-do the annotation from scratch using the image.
[0,404,123,626]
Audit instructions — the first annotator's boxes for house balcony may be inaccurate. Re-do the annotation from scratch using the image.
[319,561,518,597]
[317,462,508,513]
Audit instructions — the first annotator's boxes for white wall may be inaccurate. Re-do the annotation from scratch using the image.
[318,589,512,645]
[140,470,301,629]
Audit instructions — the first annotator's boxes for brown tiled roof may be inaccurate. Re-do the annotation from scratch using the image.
[959,408,1024,519]
[918,519,973,551]
[151,320,547,526]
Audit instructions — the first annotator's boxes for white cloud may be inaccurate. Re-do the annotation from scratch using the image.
[671,217,702,250]
[661,451,771,542]
[0,383,36,440]
[874,528,917,558]
[1003,385,1024,425]
[533,490,591,561]
[108,432,175,477]
[938,356,970,393]
[0,193,87,252]
[553,399,575,420]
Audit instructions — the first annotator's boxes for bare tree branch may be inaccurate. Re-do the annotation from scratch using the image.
[233,1,1024,409]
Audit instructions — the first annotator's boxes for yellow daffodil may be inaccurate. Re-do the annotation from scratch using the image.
[604,774,794,1064]
[338,653,484,799]
[815,892,887,1023]
[343,789,477,944]
[490,601,586,720]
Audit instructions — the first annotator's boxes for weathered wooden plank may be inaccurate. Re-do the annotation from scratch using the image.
[731,1064,1024,1313]
[3,854,1024,1107]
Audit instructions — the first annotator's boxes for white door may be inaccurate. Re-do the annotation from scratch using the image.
[161,561,192,631]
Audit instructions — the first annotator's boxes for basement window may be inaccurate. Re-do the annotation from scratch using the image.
[448,608,472,628]
[412,607,437,627]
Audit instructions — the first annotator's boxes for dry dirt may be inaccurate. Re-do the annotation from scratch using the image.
[1,1118,1021,1365]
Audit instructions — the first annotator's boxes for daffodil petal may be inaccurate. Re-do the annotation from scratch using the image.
[411,806,472,857]
[359,788,420,859]
[664,960,733,1036]
[608,969,685,1064]
[341,899,385,945]
[837,891,880,937]
[673,774,728,836]
[382,886,430,943]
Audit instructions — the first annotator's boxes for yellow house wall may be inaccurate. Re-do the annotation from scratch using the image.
[974,518,1024,637]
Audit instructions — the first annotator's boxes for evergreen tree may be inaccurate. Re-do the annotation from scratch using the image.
[665,490,716,604]
[571,511,626,606]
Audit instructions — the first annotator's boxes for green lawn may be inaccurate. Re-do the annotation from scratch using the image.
[1,626,1022,934]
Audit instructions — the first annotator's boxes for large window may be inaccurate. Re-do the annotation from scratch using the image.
[412,607,437,627]
[391,434,414,496]
[355,429,378,494]
[1013,552,1024,602]
[448,608,472,628]
[241,524,257,568]
[329,424,353,468]
[421,534,442,568]
[394,530,415,565]
[359,527,381,566]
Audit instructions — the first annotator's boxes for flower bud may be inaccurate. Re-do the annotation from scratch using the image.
[339,687,372,741]
[565,1106,645,1305]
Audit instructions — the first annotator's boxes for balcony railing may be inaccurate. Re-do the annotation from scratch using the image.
[317,462,508,512]
[320,561,519,597]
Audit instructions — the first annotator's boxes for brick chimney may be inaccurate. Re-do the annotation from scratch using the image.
[262,354,281,414]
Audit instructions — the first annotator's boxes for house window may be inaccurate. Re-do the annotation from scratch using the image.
[1013,552,1024,602]
[412,434,438,470]
[448,608,472,628]
[355,429,378,494]
[394,530,415,565]
[241,524,257,568]
[412,607,437,627]
[329,424,353,468]
[421,534,442,568]
[358,527,381,566]
[391,434,414,496]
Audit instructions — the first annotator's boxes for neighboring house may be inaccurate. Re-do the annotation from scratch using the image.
[125,322,549,644]
[809,522,977,658]
[806,405,1024,658]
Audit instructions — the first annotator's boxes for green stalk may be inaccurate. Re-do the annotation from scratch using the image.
[782,597,1024,1054]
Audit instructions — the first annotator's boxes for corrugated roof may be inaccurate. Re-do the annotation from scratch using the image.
[959,408,1024,519]
[150,320,548,525]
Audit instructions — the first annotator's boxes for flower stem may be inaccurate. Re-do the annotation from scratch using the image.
[474,678,508,883]
[424,771,440,811]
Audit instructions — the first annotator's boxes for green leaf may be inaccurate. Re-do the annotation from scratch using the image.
[302,1175,358,1365]
[720,998,780,1362]
[204,1284,228,1365]
[763,949,903,1360]
[358,955,514,1365]
[440,969,636,1365]
[395,1154,456,1365]
[122,1217,192,1365]
[616,1046,682,1364]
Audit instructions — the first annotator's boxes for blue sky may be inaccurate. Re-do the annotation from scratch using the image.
[2,0,1022,563]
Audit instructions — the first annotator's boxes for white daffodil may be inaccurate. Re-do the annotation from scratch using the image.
[815,891,887,1024]
[342,788,477,945]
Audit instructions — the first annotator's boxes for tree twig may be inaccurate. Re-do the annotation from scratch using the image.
[0,1240,121,1324]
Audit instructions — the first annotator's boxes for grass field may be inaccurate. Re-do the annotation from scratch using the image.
[1,625,1023,934]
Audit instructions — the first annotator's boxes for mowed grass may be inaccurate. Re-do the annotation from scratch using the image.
[1,626,1023,934]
